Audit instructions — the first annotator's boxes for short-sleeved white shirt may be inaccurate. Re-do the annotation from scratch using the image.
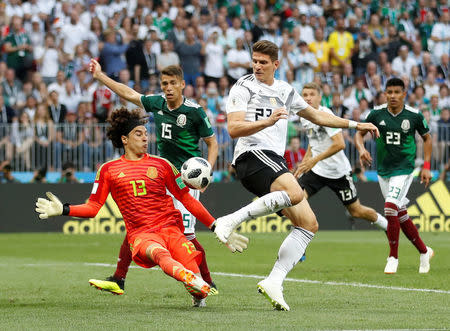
[226,74,308,163]
[300,106,352,179]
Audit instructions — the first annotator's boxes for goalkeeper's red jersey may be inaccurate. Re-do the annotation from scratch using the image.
[68,154,215,240]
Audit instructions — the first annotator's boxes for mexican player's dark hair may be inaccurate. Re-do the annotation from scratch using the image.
[106,107,148,148]
[385,77,405,90]
[161,65,184,80]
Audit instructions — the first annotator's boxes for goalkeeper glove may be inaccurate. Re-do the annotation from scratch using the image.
[225,232,249,253]
[35,192,64,219]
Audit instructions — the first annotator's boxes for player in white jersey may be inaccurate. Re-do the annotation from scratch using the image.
[296,83,388,231]
[213,40,379,311]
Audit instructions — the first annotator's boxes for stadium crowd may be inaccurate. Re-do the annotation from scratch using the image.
[0,0,448,178]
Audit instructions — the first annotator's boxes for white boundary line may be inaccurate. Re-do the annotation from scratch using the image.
[80,263,450,295]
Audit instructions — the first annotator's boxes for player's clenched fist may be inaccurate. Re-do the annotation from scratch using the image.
[89,58,102,78]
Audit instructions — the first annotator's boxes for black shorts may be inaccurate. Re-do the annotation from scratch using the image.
[234,150,290,197]
[298,170,358,205]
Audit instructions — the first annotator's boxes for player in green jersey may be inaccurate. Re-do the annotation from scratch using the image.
[355,78,434,274]
[87,59,220,304]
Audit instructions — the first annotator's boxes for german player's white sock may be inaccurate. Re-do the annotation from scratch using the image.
[266,226,314,286]
[374,213,388,230]
[226,191,292,228]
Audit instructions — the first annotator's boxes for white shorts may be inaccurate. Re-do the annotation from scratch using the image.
[169,188,200,238]
[377,174,413,207]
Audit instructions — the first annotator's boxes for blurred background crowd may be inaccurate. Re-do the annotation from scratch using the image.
[0,0,448,183]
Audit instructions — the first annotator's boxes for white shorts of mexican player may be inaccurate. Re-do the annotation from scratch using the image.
[168,187,200,240]
[378,174,413,207]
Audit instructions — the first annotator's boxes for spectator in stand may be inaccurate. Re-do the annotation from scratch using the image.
[204,29,224,85]
[11,111,34,170]
[438,85,450,110]
[328,17,354,74]
[408,41,424,65]
[321,84,333,108]
[58,161,79,183]
[81,112,103,171]
[284,136,306,173]
[226,16,245,48]
[309,28,330,73]
[0,161,18,183]
[423,72,440,100]
[343,85,359,114]
[47,71,66,98]
[3,15,33,81]
[23,95,37,120]
[60,80,81,114]
[101,29,129,80]
[341,63,355,88]
[430,11,450,62]
[35,33,61,85]
[354,24,376,77]
[437,54,449,82]
[47,88,67,124]
[437,108,450,164]
[166,15,186,46]
[368,13,388,52]
[28,16,44,50]
[351,78,373,105]
[204,81,222,119]
[295,41,318,90]
[251,11,268,43]
[385,25,402,62]
[175,27,204,87]
[392,45,417,78]
[157,40,180,72]
[226,37,251,85]
[60,11,87,58]
[56,110,84,169]
[398,11,418,47]
[330,73,343,95]
[298,14,315,45]
[358,98,371,121]
[92,83,113,123]
[33,102,54,169]
[2,68,24,110]
[331,93,349,118]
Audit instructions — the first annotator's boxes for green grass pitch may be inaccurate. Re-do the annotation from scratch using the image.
[0,231,449,330]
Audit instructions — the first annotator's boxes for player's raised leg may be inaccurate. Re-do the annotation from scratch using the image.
[345,200,388,230]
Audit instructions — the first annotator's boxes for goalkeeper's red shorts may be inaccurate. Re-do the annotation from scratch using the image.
[130,225,202,272]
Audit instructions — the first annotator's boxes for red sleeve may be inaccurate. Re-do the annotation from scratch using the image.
[68,163,111,218]
[163,159,215,228]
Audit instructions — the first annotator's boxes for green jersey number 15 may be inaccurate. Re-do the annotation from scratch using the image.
[162,123,172,139]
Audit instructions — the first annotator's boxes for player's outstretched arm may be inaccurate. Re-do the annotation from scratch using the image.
[89,58,143,107]
[420,133,432,188]
[299,106,380,138]
[354,131,372,167]
[227,107,288,139]
[35,191,104,219]
[294,134,345,178]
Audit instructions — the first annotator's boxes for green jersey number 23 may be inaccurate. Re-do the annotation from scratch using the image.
[386,131,400,145]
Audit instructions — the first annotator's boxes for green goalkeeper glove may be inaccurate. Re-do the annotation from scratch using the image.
[225,232,249,253]
[35,192,63,219]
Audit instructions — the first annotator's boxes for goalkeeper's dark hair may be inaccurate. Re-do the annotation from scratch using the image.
[106,107,148,148]
[385,77,405,90]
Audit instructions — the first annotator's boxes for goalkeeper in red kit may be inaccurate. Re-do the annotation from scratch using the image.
[35,108,248,307]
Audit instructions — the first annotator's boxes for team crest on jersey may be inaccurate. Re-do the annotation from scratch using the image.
[401,119,410,132]
[176,114,187,127]
[147,167,158,179]
[270,98,277,106]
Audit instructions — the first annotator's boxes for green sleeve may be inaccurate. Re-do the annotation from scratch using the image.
[140,95,162,113]
[195,107,214,138]
[364,109,376,124]
[416,112,430,136]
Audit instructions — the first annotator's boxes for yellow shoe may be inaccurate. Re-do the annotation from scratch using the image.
[208,282,219,296]
[89,276,125,295]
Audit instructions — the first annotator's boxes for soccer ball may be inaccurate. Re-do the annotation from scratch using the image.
[181,157,213,190]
